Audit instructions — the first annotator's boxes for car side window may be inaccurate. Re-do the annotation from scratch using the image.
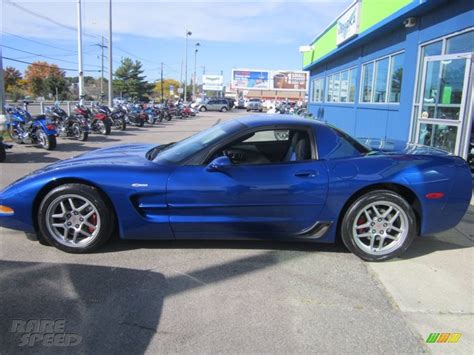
[209,128,313,165]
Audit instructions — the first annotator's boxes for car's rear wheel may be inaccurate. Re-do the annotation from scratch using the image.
[341,190,416,261]
[37,184,114,253]
[200,106,207,112]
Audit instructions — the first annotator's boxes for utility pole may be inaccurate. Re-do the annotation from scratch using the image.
[94,36,107,101]
[77,0,84,100]
[160,62,164,103]
[184,29,192,102]
[108,0,113,107]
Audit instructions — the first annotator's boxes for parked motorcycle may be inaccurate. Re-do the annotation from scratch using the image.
[6,106,57,150]
[74,104,111,135]
[121,104,146,127]
[92,103,126,131]
[45,105,89,141]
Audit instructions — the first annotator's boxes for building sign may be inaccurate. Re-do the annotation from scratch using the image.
[232,69,270,89]
[169,85,174,95]
[202,75,224,91]
[336,2,360,45]
[271,71,308,91]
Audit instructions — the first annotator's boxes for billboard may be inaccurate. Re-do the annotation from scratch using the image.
[202,75,223,91]
[271,71,308,91]
[232,69,270,89]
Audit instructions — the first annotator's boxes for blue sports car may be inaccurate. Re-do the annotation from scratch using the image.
[0,115,471,261]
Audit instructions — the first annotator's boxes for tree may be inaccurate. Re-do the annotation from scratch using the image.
[24,61,69,98]
[153,79,181,100]
[4,66,22,90]
[114,57,152,100]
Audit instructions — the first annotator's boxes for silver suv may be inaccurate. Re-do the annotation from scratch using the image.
[246,98,263,112]
[198,99,230,112]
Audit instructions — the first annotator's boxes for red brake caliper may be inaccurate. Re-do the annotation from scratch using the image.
[88,213,97,233]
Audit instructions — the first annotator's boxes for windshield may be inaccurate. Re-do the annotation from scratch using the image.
[153,120,244,164]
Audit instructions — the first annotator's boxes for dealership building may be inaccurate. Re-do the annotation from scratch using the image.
[302,0,473,159]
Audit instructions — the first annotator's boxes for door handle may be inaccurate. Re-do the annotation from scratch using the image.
[294,170,318,178]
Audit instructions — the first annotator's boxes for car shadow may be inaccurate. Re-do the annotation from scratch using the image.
[0,251,302,353]
[86,136,121,143]
[4,151,60,164]
[55,142,96,153]
[98,238,349,255]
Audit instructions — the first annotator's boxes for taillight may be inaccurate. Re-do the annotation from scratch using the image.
[46,124,56,130]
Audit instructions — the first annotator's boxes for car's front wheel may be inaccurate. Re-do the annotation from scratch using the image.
[37,184,114,253]
[341,190,416,261]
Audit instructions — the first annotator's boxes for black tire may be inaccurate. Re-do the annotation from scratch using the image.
[246,109,250,112]
[259,109,263,112]
[8,125,21,143]
[340,190,417,262]
[104,120,112,135]
[200,106,207,112]
[118,118,127,131]
[221,107,228,112]
[38,130,57,150]
[37,184,115,253]
[137,119,144,127]
[0,145,6,162]
[79,130,89,142]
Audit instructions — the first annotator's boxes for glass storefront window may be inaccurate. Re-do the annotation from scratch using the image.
[447,30,474,54]
[389,53,404,102]
[333,72,341,102]
[418,123,458,153]
[349,68,357,102]
[339,70,349,102]
[421,58,466,120]
[326,75,333,102]
[361,62,374,102]
[374,58,389,102]
[311,77,324,103]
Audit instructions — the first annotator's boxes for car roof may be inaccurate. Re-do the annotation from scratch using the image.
[236,114,326,128]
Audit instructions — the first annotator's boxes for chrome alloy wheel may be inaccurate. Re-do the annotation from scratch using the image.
[45,194,101,248]
[352,201,409,256]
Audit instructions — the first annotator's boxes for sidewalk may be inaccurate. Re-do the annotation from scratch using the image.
[369,206,474,354]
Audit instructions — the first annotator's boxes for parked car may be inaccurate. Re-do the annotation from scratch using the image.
[0,115,471,261]
[236,98,246,109]
[198,99,229,112]
[247,98,263,112]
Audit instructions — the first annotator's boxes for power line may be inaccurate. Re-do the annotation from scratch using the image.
[4,0,100,39]
[2,56,102,73]
[1,31,77,53]
[1,44,102,68]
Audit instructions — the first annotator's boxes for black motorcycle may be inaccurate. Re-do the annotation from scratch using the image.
[45,106,89,141]
[92,103,126,131]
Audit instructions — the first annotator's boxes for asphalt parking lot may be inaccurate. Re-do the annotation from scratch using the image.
[0,111,472,354]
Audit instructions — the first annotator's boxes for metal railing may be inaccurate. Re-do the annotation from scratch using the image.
[5,101,95,115]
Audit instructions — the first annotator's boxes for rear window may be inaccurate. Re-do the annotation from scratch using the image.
[317,125,371,160]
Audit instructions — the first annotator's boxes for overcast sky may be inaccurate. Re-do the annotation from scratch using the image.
[2,0,351,83]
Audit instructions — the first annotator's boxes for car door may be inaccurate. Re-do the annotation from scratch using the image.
[166,126,329,240]
[207,100,218,111]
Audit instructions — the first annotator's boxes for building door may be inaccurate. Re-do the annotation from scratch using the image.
[415,53,473,157]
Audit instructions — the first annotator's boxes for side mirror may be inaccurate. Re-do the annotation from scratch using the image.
[206,156,232,172]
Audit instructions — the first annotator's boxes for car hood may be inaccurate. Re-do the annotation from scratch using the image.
[38,144,157,172]
[358,138,451,156]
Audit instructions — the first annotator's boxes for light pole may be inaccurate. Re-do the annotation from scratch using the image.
[77,0,84,99]
[108,0,113,107]
[193,42,200,102]
[184,29,192,102]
